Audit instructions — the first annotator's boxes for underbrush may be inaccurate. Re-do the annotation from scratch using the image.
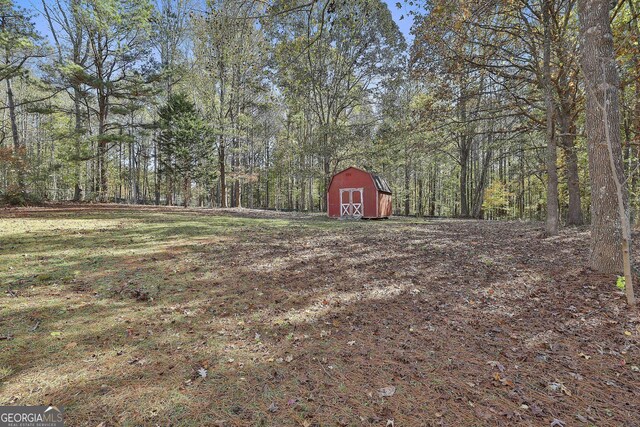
[0,189,44,207]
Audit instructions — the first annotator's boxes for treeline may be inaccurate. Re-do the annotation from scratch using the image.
[0,0,404,211]
[0,0,638,226]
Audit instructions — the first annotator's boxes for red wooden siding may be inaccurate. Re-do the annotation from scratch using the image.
[378,193,392,218]
[327,167,392,219]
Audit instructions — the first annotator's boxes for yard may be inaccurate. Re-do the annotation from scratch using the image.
[1,205,639,426]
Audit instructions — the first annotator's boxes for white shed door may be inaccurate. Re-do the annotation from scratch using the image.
[340,188,363,218]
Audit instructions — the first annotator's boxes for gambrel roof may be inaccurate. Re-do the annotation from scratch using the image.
[370,173,392,194]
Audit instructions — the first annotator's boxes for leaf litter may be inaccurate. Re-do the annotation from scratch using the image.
[1,206,639,426]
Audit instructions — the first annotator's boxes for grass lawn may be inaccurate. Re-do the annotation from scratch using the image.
[1,205,639,426]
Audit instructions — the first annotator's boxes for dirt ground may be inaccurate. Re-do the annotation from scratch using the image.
[1,205,639,426]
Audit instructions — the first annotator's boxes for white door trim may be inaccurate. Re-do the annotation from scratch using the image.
[339,188,364,218]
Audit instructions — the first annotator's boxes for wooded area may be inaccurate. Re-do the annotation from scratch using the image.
[1,0,638,219]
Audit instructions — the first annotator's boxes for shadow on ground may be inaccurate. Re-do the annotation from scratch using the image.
[1,205,639,426]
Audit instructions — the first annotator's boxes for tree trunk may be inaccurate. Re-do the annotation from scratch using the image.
[219,137,226,208]
[563,142,583,225]
[459,146,469,217]
[404,147,410,216]
[154,138,161,205]
[543,0,559,236]
[183,172,190,207]
[578,0,628,275]
[97,100,108,202]
[629,0,640,225]
[166,173,173,206]
[558,112,583,225]
[6,77,24,191]
[218,61,227,208]
[323,154,330,212]
[417,177,424,217]
[73,86,83,201]
[471,147,492,219]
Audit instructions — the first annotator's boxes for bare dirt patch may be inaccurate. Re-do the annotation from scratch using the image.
[1,206,639,426]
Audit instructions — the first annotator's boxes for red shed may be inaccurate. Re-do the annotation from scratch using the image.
[327,167,392,219]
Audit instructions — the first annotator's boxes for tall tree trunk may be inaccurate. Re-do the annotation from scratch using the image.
[404,146,410,216]
[459,145,469,217]
[6,77,24,191]
[154,138,161,205]
[166,173,173,206]
[563,142,583,225]
[629,0,640,225]
[323,155,330,212]
[471,146,493,219]
[183,172,190,207]
[543,0,559,235]
[219,140,226,207]
[73,86,83,201]
[578,0,631,279]
[97,99,108,202]
[417,177,424,217]
[429,163,437,216]
[218,58,227,208]
[558,112,583,225]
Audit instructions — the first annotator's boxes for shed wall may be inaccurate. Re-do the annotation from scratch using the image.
[327,168,377,218]
[378,193,392,218]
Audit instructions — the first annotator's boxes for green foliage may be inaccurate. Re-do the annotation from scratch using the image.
[616,276,626,291]
[0,0,45,82]
[158,93,214,185]
[483,181,511,212]
[271,0,405,187]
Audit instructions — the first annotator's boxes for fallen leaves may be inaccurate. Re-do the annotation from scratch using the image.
[575,413,588,423]
[4,209,640,426]
[548,381,571,396]
[197,367,207,379]
[492,372,513,387]
[377,386,396,397]
[487,360,505,372]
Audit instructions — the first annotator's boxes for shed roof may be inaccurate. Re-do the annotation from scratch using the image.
[370,173,392,194]
[328,166,393,195]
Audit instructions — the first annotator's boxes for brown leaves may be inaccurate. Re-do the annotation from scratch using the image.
[547,381,571,396]
[492,372,513,387]
[377,386,396,397]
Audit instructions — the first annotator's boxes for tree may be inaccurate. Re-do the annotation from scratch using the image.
[150,0,193,204]
[158,93,211,207]
[192,0,269,208]
[543,0,559,235]
[578,0,635,305]
[74,0,154,201]
[0,0,46,192]
[42,0,93,201]
[273,0,405,210]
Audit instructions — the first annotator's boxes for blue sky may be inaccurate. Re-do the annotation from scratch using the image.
[16,0,414,46]
[384,0,415,44]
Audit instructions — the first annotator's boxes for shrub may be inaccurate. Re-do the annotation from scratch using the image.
[0,188,44,207]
